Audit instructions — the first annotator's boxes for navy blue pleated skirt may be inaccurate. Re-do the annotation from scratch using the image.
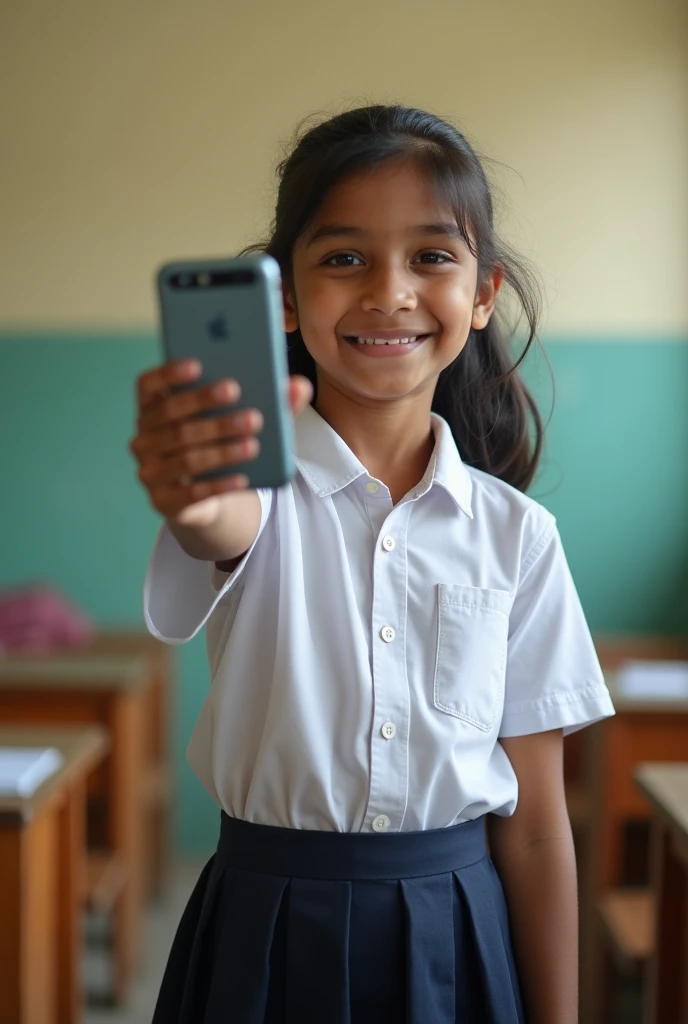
[153,812,525,1023]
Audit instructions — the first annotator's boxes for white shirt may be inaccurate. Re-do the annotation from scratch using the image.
[144,405,614,833]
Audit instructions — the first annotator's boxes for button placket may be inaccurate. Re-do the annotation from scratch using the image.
[366,503,411,833]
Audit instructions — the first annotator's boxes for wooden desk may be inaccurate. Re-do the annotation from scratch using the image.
[566,635,688,825]
[0,726,107,1024]
[587,677,688,889]
[635,764,688,1024]
[579,637,688,1023]
[60,631,173,901]
[0,655,151,1003]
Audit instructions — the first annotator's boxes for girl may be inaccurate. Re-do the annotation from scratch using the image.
[131,105,614,1024]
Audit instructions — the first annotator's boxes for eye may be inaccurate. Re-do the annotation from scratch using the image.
[414,250,455,265]
[321,252,364,267]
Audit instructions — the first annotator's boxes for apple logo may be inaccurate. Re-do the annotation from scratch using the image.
[207,316,229,341]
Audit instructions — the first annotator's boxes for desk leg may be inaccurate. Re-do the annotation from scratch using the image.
[684,889,688,1024]
[0,805,65,1023]
[57,778,85,1024]
[0,828,23,1023]
[644,820,688,1024]
[144,668,170,902]
[579,719,630,1024]
[107,691,145,1003]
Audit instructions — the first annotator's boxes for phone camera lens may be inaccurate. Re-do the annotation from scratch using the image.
[197,272,211,287]
[178,274,192,287]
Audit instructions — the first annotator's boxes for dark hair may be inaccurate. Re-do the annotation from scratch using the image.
[242,104,546,492]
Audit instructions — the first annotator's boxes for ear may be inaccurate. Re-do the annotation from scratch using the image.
[283,284,299,333]
[471,265,504,331]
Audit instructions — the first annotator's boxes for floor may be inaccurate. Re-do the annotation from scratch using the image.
[82,859,643,1024]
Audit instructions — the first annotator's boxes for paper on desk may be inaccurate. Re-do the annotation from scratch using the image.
[616,660,688,699]
[0,747,64,797]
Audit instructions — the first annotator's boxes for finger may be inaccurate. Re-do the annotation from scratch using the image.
[138,436,260,487]
[150,473,250,517]
[137,360,203,411]
[138,378,241,432]
[131,408,264,460]
[288,376,314,417]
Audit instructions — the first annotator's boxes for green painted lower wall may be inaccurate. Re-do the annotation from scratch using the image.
[1,334,687,852]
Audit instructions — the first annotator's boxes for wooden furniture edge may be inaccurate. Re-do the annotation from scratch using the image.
[634,763,688,844]
[0,726,109,825]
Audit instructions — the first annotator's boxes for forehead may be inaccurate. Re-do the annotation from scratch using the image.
[307,159,455,234]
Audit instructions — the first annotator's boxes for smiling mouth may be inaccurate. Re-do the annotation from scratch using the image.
[344,334,431,346]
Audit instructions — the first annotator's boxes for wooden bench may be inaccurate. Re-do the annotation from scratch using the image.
[598,888,654,974]
[84,850,129,915]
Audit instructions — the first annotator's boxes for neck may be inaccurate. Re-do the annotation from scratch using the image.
[314,380,436,504]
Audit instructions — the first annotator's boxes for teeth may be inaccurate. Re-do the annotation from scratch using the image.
[354,337,417,345]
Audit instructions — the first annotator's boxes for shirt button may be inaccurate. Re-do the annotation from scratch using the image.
[382,535,395,552]
[365,481,379,494]
[381,721,396,740]
[380,626,396,643]
[372,814,391,833]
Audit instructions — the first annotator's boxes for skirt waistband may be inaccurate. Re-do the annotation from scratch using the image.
[218,812,486,880]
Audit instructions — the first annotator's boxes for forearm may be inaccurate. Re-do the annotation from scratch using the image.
[166,490,262,562]
[490,827,578,1024]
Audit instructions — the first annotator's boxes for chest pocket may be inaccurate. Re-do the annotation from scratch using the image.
[433,583,511,732]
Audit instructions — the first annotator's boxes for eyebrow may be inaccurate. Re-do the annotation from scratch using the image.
[305,222,468,247]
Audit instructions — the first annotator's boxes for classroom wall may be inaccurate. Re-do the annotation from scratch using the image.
[2,0,687,332]
[2,0,687,851]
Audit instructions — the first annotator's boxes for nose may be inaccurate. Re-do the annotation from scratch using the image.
[359,262,417,316]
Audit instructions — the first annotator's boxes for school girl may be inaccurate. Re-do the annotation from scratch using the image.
[131,105,615,1023]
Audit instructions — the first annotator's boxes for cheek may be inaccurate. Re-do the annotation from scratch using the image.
[299,281,346,334]
[435,282,475,327]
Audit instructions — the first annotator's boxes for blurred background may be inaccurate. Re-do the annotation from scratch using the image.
[1,0,687,1021]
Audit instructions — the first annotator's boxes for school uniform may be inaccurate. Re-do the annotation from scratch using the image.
[144,405,615,1023]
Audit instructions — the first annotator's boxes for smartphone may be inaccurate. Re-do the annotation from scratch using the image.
[156,254,294,489]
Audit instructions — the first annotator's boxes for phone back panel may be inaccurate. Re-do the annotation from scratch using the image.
[157,255,294,489]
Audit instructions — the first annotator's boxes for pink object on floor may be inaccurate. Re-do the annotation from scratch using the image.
[0,584,95,657]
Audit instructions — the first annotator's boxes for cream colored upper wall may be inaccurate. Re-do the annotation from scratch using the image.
[1,0,686,333]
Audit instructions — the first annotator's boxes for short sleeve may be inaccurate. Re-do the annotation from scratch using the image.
[143,489,273,644]
[500,515,615,737]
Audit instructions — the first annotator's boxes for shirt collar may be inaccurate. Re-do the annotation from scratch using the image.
[423,413,474,518]
[294,404,473,518]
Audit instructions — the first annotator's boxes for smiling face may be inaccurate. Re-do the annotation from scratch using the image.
[284,157,502,411]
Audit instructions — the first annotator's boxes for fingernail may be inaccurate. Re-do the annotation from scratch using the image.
[224,474,248,490]
[213,381,235,401]
[243,411,263,431]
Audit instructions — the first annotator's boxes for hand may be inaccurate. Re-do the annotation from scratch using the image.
[129,360,312,525]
